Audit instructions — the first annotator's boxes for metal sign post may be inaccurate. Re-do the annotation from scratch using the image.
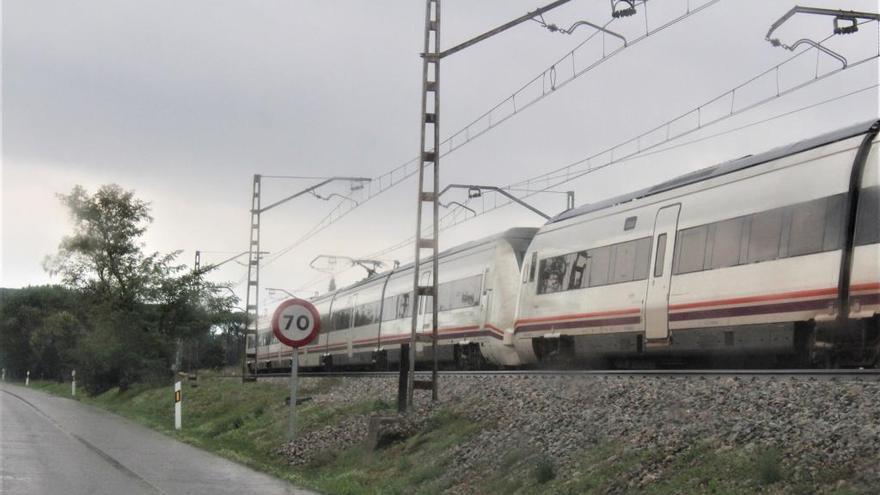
[271,298,321,441]
[174,381,182,430]
[289,353,298,440]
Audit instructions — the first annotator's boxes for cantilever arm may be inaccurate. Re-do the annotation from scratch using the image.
[439,184,551,220]
[766,6,879,43]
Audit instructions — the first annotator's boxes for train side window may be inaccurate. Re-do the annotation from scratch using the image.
[633,237,652,280]
[855,186,880,246]
[747,209,783,263]
[396,294,411,319]
[788,198,827,256]
[436,280,453,312]
[332,308,351,330]
[356,301,380,326]
[708,217,744,269]
[674,225,708,274]
[611,240,637,283]
[452,275,482,308]
[823,193,846,250]
[588,246,611,287]
[654,233,667,277]
[354,304,368,327]
[381,296,394,322]
[528,252,538,283]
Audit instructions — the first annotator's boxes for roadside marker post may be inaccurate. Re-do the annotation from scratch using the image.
[174,380,182,430]
[71,370,76,397]
[271,298,321,441]
[2,368,5,382]
[26,371,29,387]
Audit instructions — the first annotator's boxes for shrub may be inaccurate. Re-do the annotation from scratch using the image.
[754,447,783,485]
[533,456,556,484]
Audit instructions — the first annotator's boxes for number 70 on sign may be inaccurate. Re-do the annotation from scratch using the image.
[271,299,321,348]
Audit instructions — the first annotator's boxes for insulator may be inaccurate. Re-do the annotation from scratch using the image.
[612,7,636,18]
[833,17,858,35]
[611,0,637,18]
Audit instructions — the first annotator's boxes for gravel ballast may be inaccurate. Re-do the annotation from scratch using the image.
[272,374,880,493]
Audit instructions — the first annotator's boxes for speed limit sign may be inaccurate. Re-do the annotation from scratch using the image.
[271,298,321,348]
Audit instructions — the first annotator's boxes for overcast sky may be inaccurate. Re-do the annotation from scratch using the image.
[3,0,878,313]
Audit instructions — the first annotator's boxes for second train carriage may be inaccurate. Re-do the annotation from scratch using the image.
[515,119,880,367]
[251,227,537,370]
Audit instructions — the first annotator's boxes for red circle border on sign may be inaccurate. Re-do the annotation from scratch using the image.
[271,298,321,348]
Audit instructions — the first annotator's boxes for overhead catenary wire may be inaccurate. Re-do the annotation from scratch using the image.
[257,0,721,270]
[359,63,879,262]
[288,83,879,294]
[275,69,879,292]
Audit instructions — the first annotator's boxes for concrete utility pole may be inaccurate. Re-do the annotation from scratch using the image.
[242,175,371,382]
[404,0,579,411]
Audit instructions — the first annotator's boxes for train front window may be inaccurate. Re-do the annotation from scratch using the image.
[537,255,572,294]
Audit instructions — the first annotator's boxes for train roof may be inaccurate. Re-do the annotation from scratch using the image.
[311,227,538,301]
[550,119,880,224]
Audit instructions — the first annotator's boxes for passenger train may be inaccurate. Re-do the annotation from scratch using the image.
[249,119,880,370]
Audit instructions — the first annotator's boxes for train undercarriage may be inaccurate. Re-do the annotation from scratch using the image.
[250,316,879,373]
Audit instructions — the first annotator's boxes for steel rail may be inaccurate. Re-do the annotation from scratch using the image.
[251,369,880,378]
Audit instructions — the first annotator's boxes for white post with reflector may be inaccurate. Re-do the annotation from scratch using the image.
[174,380,182,430]
[71,370,76,397]
[25,371,29,387]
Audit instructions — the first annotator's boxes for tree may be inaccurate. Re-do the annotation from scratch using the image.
[45,185,154,305]
[30,310,85,380]
[0,286,85,380]
[44,184,235,393]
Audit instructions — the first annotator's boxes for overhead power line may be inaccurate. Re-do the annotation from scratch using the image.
[361,50,879,260]
[258,0,721,269]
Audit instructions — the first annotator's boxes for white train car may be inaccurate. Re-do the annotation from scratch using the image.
[514,120,880,367]
[250,228,536,371]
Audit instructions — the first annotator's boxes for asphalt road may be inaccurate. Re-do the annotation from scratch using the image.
[0,384,316,495]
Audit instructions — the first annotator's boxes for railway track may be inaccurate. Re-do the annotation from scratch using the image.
[251,368,880,379]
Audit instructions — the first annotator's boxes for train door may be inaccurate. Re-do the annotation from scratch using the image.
[645,204,681,344]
